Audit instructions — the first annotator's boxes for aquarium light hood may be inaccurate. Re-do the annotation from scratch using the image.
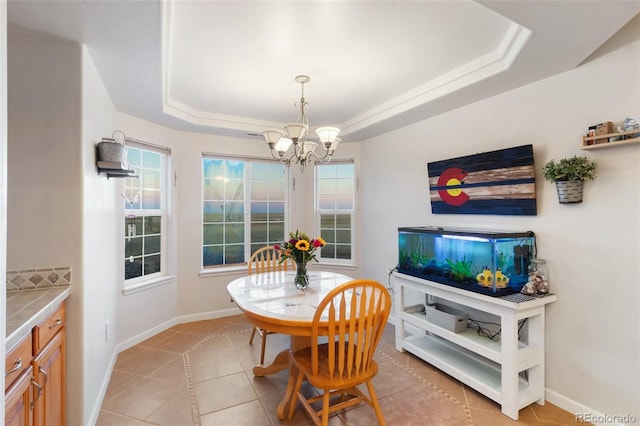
[441,235,489,242]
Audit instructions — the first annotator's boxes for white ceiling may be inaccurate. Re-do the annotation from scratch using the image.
[7,0,640,142]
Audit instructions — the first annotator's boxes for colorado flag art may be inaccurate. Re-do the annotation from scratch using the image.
[428,144,537,216]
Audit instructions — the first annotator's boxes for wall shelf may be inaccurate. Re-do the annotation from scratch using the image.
[582,129,640,150]
[96,161,138,179]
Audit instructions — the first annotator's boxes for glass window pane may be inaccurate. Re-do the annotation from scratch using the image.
[225,202,244,222]
[336,193,353,210]
[251,162,269,180]
[141,189,160,210]
[203,158,224,178]
[336,245,351,259]
[251,202,268,222]
[145,216,161,234]
[144,235,161,254]
[268,202,284,221]
[321,245,335,258]
[269,223,284,242]
[317,165,335,179]
[144,254,161,274]
[203,201,224,223]
[226,180,244,201]
[125,236,142,257]
[318,194,335,210]
[125,258,143,280]
[318,179,336,194]
[337,164,354,178]
[269,183,285,200]
[125,217,143,236]
[225,223,244,244]
[320,215,335,228]
[251,181,268,200]
[226,244,244,264]
[142,169,160,189]
[142,150,161,169]
[251,223,267,243]
[336,214,351,229]
[336,230,351,243]
[203,246,223,267]
[321,230,335,244]
[127,148,141,167]
[203,224,223,245]
[226,161,245,180]
[204,178,224,201]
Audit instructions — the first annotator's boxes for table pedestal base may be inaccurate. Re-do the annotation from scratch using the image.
[252,335,309,420]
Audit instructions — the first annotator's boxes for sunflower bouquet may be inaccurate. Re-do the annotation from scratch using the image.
[274,230,326,265]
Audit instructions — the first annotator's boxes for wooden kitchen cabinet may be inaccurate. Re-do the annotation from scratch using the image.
[4,301,66,426]
[5,366,34,426]
[32,331,65,426]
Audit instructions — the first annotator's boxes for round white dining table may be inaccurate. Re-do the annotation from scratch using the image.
[226,270,354,419]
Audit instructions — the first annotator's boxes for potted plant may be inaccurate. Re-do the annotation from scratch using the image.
[542,155,597,203]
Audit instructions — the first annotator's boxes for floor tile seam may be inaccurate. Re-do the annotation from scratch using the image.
[374,348,475,426]
[98,407,148,423]
[182,350,202,426]
[183,327,253,354]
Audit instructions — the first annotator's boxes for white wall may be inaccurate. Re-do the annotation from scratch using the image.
[114,113,362,345]
[360,38,640,418]
[81,45,120,425]
[0,2,8,416]
[7,28,86,425]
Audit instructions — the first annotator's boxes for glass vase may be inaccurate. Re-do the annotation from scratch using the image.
[295,261,309,291]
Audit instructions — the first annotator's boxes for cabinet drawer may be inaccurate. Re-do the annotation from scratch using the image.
[5,334,32,391]
[32,303,66,355]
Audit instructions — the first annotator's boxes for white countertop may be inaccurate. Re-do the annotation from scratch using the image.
[6,286,71,351]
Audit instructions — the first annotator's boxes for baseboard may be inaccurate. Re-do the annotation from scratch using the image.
[177,307,242,324]
[545,389,637,426]
[116,317,178,353]
[88,346,119,426]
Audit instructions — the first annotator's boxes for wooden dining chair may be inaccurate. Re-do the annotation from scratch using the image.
[287,279,391,426]
[247,246,295,364]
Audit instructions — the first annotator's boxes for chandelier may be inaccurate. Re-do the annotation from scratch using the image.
[262,75,341,171]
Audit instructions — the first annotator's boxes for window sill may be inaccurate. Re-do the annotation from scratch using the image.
[314,262,357,271]
[199,265,247,278]
[123,275,176,296]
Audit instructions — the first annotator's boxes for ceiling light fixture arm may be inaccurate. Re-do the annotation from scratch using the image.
[262,75,341,172]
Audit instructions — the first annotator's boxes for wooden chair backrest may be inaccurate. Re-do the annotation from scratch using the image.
[310,280,391,380]
[247,246,295,275]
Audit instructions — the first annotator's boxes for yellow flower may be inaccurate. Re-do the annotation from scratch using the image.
[295,240,310,251]
[316,237,326,247]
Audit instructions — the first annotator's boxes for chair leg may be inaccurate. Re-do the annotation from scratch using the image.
[321,391,330,426]
[260,331,268,365]
[365,380,386,426]
[249,326,257,345]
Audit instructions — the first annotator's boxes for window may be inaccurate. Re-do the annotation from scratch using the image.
[315,161,355,264]
[124,143,170,281]
[202,156,287,269]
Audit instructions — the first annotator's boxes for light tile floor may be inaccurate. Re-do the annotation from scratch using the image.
[97,315,585,425]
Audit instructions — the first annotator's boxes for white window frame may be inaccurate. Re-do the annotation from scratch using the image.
[123,139,174,295]
[200,153,290,275]
[314,159,356,267]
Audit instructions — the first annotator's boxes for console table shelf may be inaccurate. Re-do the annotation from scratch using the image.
[393,272,557,420]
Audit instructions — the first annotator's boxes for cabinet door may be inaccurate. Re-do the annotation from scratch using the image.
[5,366,33,426]
[32,331,65,426]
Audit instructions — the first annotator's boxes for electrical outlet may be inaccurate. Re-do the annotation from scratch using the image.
[105,320,109,342]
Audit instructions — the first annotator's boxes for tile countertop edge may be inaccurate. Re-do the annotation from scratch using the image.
[6,287,71,351]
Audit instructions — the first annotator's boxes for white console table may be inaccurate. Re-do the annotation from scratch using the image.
[393,272,557,420]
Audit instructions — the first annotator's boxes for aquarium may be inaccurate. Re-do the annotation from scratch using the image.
[397,227,535,297]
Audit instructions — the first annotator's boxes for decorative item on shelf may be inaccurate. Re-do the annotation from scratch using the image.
[96,130,138,178]
[522,258,549,296]
[542,156,597,204]
[262,75,341,172]
[274,230,326,291]
[97,130,127,163]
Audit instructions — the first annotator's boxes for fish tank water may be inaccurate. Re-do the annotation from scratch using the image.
[398,227,535,297]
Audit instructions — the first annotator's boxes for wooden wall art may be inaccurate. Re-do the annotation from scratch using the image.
[427,144,537,215]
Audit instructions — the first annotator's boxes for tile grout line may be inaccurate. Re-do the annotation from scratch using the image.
[182,327,254,425]
[375,349,475,426]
